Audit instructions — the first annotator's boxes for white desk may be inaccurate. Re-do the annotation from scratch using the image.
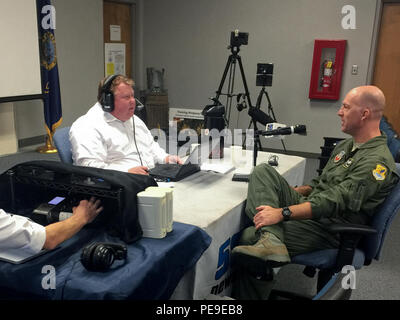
[170,148,306,299]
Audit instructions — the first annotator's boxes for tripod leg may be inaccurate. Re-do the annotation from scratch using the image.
[280,139,287,152]
[226,59,237,125]
[255,87,265,110]
[264,91,277,122]
[243,120,262,151]
[236,55,253,107]
[216,55,234,100]
[236,55,258,149]
[263,90,286,152]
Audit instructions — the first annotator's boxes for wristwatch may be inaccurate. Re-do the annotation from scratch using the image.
[282,207,292,221]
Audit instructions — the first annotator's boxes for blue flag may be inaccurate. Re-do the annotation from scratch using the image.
[36,0,62,137]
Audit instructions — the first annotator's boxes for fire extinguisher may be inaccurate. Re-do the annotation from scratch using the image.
[321,59,335,92]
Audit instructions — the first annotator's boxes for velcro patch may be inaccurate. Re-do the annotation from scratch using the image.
[372,164,387,181]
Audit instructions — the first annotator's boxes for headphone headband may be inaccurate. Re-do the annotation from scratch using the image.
[100,74,119,112]
[102,74,119,94]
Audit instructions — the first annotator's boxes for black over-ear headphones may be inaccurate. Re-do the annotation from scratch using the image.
[81,242,127,272]
[100,74,119,112]
[236,93,247,112]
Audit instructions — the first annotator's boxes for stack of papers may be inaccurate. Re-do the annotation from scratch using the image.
[200,163,234,174]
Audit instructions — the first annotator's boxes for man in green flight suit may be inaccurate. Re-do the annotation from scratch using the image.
[231,85,399,299]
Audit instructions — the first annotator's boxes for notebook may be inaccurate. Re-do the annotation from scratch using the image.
[149,145,202,181]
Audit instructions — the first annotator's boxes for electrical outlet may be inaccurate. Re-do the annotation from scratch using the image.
[352,65,358,75]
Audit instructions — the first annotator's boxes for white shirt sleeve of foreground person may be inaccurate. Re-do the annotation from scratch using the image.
[70,103,168,172]
[0,209,46,254]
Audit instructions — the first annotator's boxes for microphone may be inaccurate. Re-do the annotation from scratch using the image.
[259,124,307,136]
[134,98,147,124]
[248,107,274,126]
[135,98,145,112]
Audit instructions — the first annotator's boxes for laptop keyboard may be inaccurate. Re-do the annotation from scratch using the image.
[150,164,182,175]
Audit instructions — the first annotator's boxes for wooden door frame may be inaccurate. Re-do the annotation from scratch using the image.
[367,0,400,84]
[103,0,142,87]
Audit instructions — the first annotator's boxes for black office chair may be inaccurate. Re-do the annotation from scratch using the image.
[53,126,73,164]
[310,272,353,300]
[270,163,400,300]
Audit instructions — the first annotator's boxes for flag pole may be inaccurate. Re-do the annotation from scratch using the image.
[36,0,62,155]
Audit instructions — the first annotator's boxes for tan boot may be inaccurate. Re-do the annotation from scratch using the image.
[232,232,290,275]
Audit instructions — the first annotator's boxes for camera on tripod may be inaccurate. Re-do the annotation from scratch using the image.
[202,98,226,132]
[256,63,274,87]
[202,98,226,159]
[230,30,249,48]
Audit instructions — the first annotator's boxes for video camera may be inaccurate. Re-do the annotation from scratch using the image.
[230,30,249,48]
[202,98,226,159]
[202,98,225,131]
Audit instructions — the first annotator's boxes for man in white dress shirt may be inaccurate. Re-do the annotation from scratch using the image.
[0,197,103,254]
[70,75,181,175]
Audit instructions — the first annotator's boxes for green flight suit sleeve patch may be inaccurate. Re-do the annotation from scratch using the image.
[372,164,387,181]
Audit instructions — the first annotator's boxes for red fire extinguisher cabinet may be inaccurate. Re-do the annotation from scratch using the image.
[308,39,346,100]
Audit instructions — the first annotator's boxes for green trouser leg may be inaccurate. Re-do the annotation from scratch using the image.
[232,164,340,300]
[245,163,302,244]
[242,163,340,257]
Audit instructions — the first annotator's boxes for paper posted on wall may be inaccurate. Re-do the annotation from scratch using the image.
[105,43,125,76]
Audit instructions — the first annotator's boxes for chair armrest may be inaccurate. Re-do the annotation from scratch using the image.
[326,223,377,236]
[325,223,377,271]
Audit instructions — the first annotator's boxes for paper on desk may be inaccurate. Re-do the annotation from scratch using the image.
[201,163,234,174]
[233,166,253,175]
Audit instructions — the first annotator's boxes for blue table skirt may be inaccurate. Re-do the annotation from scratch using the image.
[0,222,211,300]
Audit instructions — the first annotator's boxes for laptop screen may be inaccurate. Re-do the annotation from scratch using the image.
[184,145,203,165]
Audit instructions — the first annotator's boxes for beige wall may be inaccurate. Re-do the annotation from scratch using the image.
[142,0,378,154]
[14,0,104,140]
[12,0,379,155]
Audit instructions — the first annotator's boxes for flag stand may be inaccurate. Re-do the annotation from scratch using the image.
[37,133,58,154]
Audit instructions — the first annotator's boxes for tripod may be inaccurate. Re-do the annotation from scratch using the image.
[214,45,252,128]
[250,86,287,152]
[214,45,265,152]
